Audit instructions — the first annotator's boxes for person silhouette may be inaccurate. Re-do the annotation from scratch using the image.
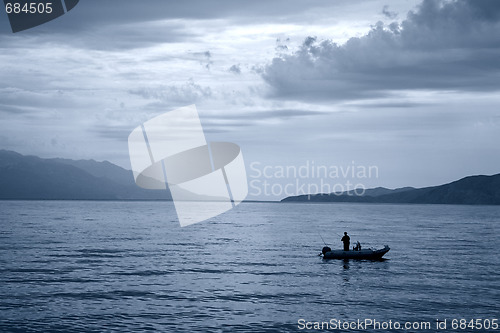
[341,232,350,251]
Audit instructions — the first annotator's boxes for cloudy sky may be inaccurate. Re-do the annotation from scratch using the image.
[1,0,499,199]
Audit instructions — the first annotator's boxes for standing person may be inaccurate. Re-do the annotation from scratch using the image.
[341,232,350,251]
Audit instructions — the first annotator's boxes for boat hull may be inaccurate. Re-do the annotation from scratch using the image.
[323,246,390,260]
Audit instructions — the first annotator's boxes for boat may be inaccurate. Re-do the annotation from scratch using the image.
[321,245,390,260]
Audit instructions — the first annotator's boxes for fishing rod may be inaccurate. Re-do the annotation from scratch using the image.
[319,231,345,246]
[318,233,329,256]
[319,233,327,246]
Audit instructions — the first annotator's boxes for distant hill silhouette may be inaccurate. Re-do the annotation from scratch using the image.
[0,150,170,200]
[3,150,499,204]
[51,157,137,188]
[282,174,500,205]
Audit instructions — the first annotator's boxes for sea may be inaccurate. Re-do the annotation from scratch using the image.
[0,201,499,332]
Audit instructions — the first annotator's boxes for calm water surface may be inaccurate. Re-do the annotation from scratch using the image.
[0,201,499,332]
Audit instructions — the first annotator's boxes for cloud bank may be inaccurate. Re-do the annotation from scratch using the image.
[263,0,500,102]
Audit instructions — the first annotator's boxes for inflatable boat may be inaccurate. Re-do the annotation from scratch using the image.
[321,245,390,260]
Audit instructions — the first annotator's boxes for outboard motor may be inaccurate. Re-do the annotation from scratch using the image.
[322,246,331,255]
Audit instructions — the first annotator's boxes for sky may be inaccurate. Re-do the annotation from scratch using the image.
[1,0,499,200]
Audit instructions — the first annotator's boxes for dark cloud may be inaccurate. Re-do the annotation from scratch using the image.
[0,105,32,115]
[229,64,241,74]
[263,0,500,102]
[0,0,375,37]
[208,109,324,121]
[199,109,326,133]
[91,125,136,140]
[192,51,213,70]
[275,38,290,52]
[382,5,398,19]
[82,23,198,50]
[0,88,75,116]
[129,79,213,104]
[0,1,415,52]
[348,101,431,109]
[89,108,324,138]
[0,19,198,51]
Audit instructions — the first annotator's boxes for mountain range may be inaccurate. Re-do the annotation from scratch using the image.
[282,174,500,205]
[1,150,499,204]
[0,150,170,200]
